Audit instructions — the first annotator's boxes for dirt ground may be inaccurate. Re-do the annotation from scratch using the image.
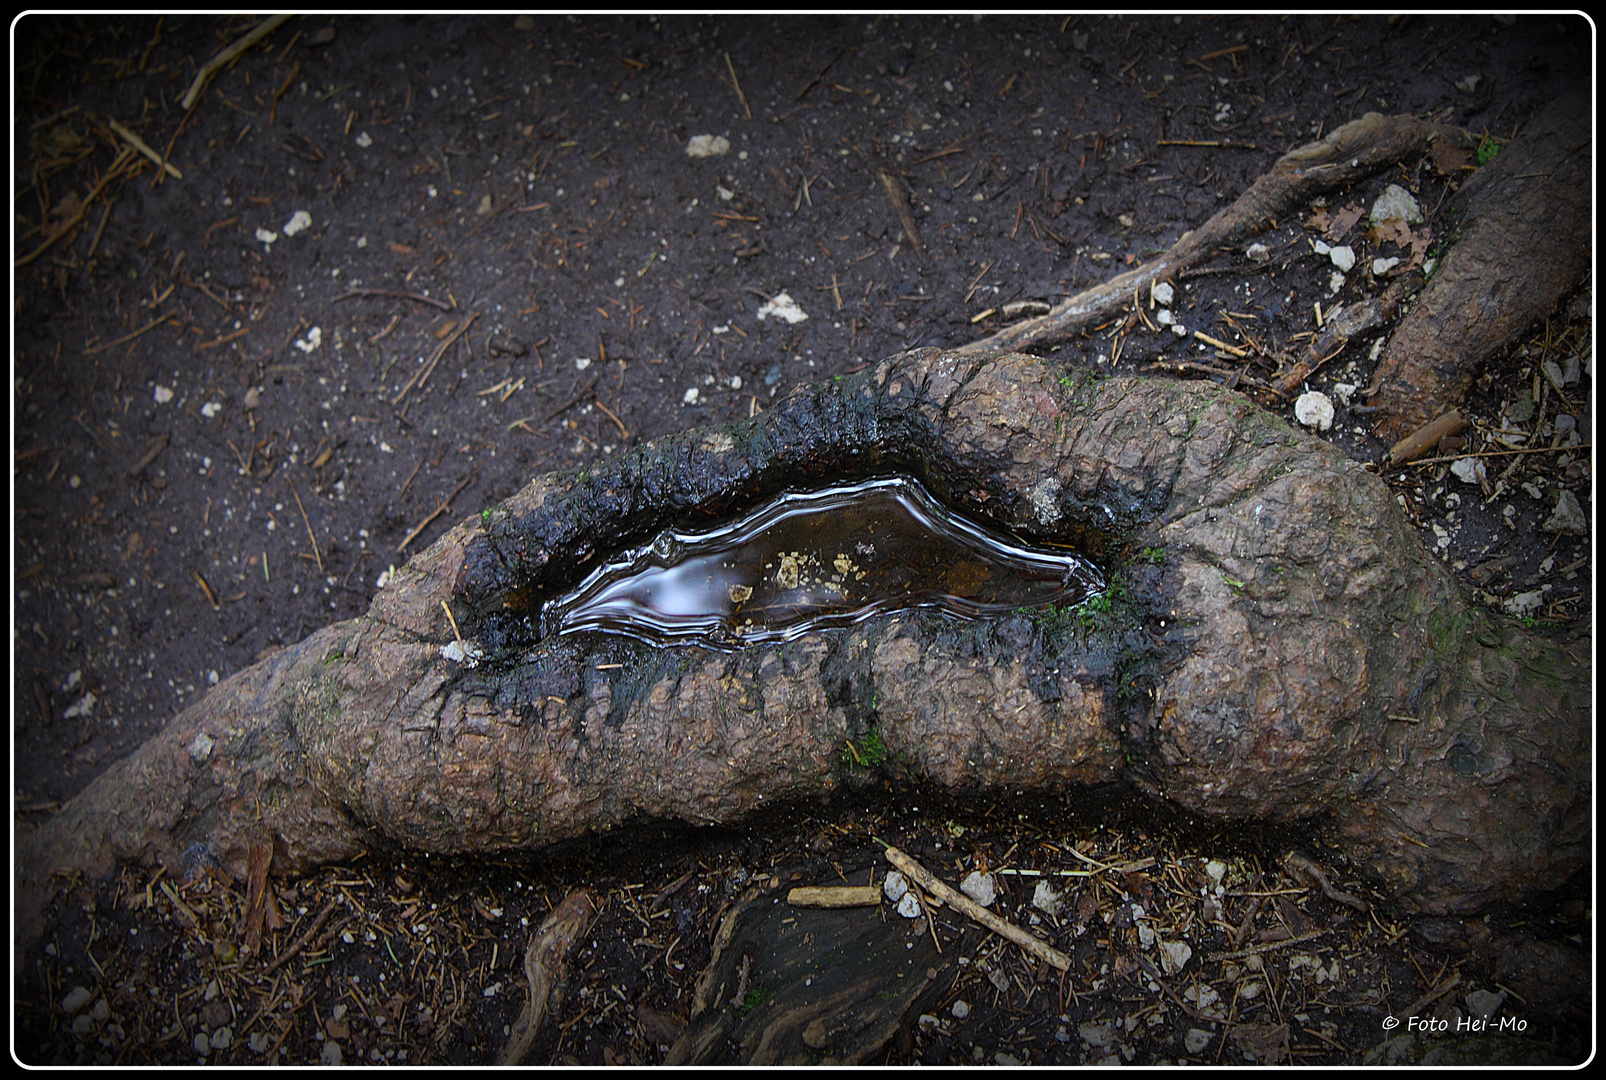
[11,13,1593,1065]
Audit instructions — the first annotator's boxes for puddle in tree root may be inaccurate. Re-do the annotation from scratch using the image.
[541,475,1104,649]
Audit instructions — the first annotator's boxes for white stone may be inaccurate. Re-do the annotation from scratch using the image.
[882,872,909,903]
[1371,183,1424,225]
[1372,256,1400,275]
[189,731,215,763]
[1032,880,1062,916]
[321,1041,344,1066]
[950,999,970,1019]
[755,292,808,324]
[685,134,731,157]
[1079,1021,1115,1048]
[1541,359,1567,392]
[210,1027,233,1050]
[440,639,483,666]
[1450,457,1487,485]
[193,1032,212,1057]
[1151,281,1175,305]
[154,385,175,404]
[895,891,923,919]
[1327,245,1356,272]
[1331,381,1357,406]
[1294,390,1335,431]
[1504,590,1545,616]
[355,131,373,148]
[1184,1028,1214,1054]
[283,210,313,236]
[574,356,592,370]
[1465,989,1505,1020]
[1245,242,1270,263]
[1158,939,1192,974]
[61,986,96,1015]
[682,387,700,405]
[1542,490,1587,536]
[255,227,278,244]
[959,871,995,907]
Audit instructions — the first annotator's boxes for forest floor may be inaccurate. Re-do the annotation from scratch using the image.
[12,13,1592,1065]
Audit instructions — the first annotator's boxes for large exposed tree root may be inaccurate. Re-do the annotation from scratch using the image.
[1366,79,1591,441]
[18,348,1589,955]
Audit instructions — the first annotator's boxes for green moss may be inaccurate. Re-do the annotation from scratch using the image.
[842,725,889,769]
[735,986,775,1016]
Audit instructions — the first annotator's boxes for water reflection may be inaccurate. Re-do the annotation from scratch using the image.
[542,476,1103,648]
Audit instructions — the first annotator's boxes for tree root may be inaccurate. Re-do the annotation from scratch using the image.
[17,349,1588,958]
[956,110,1475,356]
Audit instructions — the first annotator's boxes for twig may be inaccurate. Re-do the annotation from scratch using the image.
[334,286,452,311]
[882,844,1070,971]
[126,432,170,477]
[192,569,219,610]
[398,471,476,553]
[786,884,881,908]
[262,895,339,976]
[83,312,175,355]
[15,147,135,268]
[269,60,300,126]
[1207,927,1330,961]
[876,168,923,260]
[182,14,296,110]
[1157,139,1262,151]
[1282,852,1368,913]
[107,119,182,179]
[1193,330,1247,357]
[1408,442,1590,466]
[1383,409,1465,465]
[1402,973,1460,1020]
[593,397,629,439]
[963,260,995,305]
[391,310,479,405]
[723,51,751,121]
[1133,955,1212,1022]
[287,480,323,573]
[541,374,600,423]
[794,48,844,101]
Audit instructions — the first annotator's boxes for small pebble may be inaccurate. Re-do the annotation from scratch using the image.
[959,871,995,907]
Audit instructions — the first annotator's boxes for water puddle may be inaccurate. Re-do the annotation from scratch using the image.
[541,476,1103,648]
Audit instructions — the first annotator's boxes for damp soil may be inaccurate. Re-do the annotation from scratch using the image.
[11,13,1593,1066]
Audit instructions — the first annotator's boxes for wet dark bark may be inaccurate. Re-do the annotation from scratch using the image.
[17,349,1589,950]
[1367,79,1592,441]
